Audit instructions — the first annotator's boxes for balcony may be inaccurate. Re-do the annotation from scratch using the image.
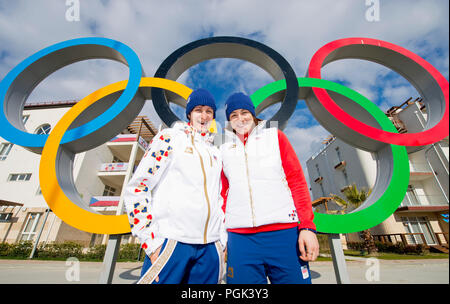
[409,161,434,181]
[401,194,448,207]
[97,162,129,189]
[89,196,120,207]
[89,196,120,212]
[397,194,449,213]
[390,117,408,134]
[334,160,346,170]
[107,134,147,162]
[110,134,148,149]
[314,176,323,183]
[99,162,128,172]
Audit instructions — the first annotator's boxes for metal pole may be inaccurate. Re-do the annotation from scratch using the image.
[328,233,351,284]
[98,141,139,284]
[29,208,50,259]
[98,234,122,284]
[137,246,142,261]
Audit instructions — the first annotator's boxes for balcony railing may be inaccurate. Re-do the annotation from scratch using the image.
[401,194,449,207]
[409,161,432,173]
[109,134,149,150]
[89,196,120,207]
[99,162,129,172]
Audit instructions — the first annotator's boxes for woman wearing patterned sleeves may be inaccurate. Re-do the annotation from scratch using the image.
[124,89,226,284]
[220,92,319,284]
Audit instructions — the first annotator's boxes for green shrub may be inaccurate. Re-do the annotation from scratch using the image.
[347,240,429,255]
[347,241,365,251]
[84,244,106,260]
[0,241,33,258]
[118,243,141,261]
[37,241,83,259]
[0,242,10,256]
[403,244,428,255]
[373,241,403,254]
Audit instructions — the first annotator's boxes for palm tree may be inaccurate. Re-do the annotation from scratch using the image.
[330,184,378,255]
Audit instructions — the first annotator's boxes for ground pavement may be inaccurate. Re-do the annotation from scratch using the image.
[0,257,448,284]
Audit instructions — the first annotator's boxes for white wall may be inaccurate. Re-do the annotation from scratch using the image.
[74,144,114,205]
[0,106,112,209]
[0,107,70,208]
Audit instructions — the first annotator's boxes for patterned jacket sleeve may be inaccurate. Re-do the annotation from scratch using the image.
[123,129,175,256]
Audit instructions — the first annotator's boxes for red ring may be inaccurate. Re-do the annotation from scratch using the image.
[308,37,449,146]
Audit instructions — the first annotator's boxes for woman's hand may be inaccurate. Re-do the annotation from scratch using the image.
[298,230,320,262]
[149,245,162,282]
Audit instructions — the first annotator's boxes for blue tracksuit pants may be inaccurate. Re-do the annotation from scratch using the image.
[226,227,311,284]
[138,239,223,284]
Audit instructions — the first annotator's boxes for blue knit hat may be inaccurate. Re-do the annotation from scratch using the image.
[225,92,256,120]
[186,88,216,119]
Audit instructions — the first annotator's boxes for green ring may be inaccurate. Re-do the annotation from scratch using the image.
[250,77,409,233]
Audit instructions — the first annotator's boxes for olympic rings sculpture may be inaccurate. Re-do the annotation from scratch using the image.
[0,36,447,234]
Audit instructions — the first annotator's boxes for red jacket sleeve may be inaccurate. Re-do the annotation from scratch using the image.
[278,130,316,230]
[220,169,229,214]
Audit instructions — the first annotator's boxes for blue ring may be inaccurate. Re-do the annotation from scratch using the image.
[0,37,142,148]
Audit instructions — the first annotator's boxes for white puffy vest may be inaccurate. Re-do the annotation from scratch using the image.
[220,122,298,229]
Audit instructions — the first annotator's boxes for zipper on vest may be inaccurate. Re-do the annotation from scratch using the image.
[243,146,256,227]
[191,135,211,244]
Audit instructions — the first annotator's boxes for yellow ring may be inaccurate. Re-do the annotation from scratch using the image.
[39,77,192,234]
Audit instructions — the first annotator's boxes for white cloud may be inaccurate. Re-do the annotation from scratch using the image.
[380,85,418,111]
[0,0,447,169]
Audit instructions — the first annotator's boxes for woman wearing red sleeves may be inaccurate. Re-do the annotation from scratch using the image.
[220,92,319,284]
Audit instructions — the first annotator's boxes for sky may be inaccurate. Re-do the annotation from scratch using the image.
[0,0,448,186]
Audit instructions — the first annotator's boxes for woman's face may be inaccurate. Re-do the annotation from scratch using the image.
[189,105,214,133]
[229,109,255,135]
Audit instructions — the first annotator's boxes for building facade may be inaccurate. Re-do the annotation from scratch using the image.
[0,101,157,248]
[306,98,449,250]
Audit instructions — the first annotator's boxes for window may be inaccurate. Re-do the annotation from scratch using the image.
[342,168,349,186]
[315,164,321,177]
[103,185,116,196]
[335,147,342,161]
[20,213,42,241]
[22,115,30,125]
[0,213,13,223]
[401,216,436,245]
[34,124,51,135]
[403,185,420,206]
[8,173,32,182]
[319,183,326,197]
[0,143,13,161]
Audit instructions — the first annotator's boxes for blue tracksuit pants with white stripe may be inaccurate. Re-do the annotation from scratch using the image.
[138,239,223,284]
[226,227,311,284]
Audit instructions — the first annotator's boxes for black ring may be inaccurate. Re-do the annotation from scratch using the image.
[151,36,299,129]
